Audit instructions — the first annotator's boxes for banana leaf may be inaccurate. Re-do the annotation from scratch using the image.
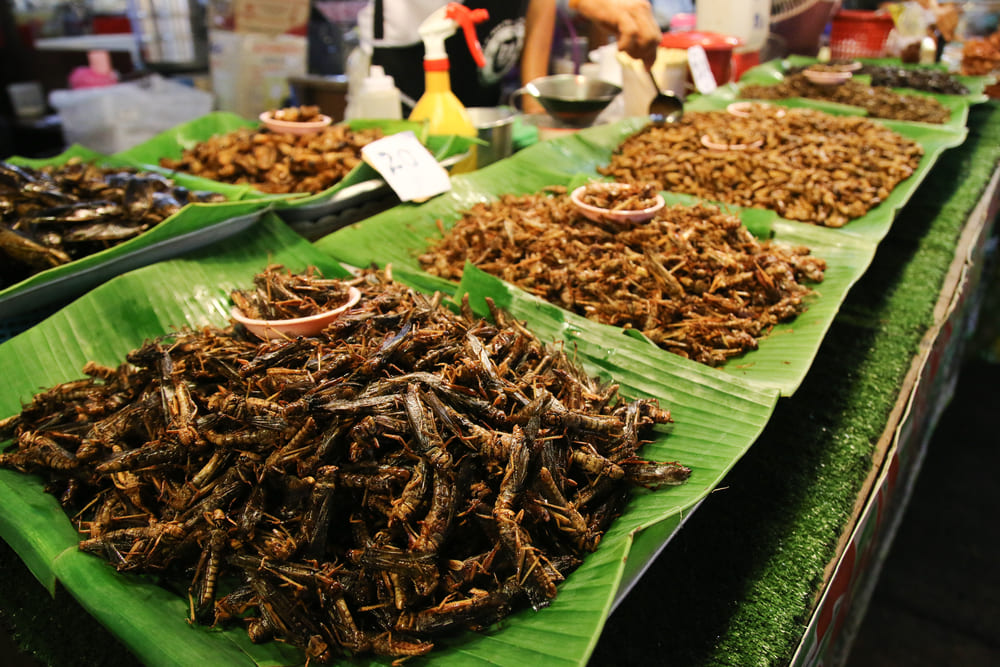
[678,94,968,243]
[113,111,479,217]
[313,113,957,393]
[716,82,971,131]
[739,54,995,102]
[1,146,271,322]
[318,105,965,266]
[0,212,777,666]
[451,199,875,398]
[725,56,980,132]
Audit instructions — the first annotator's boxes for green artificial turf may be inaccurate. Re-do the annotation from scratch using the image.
[589,101,1000,665]
[0,103,997,667]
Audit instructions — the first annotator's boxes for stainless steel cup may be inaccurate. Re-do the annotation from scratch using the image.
[466,106,517,169]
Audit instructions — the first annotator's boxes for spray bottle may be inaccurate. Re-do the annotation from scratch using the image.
[409,3,489,173]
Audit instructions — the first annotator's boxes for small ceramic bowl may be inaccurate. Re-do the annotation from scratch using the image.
[259,110,333,135]
[700,134,764,151]
[802,68,853,86]
[231,286,361,340]
[570,183,665,224]
[726,101,786,119]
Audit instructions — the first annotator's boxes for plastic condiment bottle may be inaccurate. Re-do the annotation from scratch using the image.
[356,65,403,119]
[408,3,488,174]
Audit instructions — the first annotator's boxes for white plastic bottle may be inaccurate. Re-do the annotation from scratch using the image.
[355,65,403,120]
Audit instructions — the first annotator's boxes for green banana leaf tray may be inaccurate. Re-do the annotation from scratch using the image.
[113,111,479,235]
[741,54,995,101]
[0,212,778,666]
[1,145,271,324]
[720,54,995,132]
[314,115,964,395]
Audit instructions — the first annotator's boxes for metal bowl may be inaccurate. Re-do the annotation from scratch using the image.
[509,74,622,128]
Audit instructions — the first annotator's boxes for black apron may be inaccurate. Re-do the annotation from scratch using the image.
[370,0,529,109]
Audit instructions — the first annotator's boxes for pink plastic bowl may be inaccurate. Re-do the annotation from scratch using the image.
[231,286,361,340]
[570,183,665,224]
[259,111,333,135]
[802,68,853,86]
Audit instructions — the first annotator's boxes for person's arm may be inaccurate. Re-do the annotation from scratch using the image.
[520,0,557,113]
[522,0,557,85]
[569,0,660,68]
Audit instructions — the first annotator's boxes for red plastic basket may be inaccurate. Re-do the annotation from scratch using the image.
[829,10,896,59]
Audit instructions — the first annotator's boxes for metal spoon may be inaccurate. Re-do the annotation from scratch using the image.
[647,69,684,124]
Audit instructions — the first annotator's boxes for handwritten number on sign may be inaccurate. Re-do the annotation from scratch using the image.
[361,131,451,202]
[377,147,420,175]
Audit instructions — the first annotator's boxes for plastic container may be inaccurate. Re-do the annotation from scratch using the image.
[659,31,743,86]
[50,74,213,154]
[669,13,696,32]
[68,50,119,89]
[695,0,769,50]
[829,10,896,60]
[695,0,769,78]
[355,65,402,119]
[619,47,688,115]
[6,82,45,118]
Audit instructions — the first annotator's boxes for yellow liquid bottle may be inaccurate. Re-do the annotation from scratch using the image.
[409,69,478,174]
[411,3,488,175]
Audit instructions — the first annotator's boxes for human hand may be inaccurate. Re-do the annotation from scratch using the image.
[570,0,661,69]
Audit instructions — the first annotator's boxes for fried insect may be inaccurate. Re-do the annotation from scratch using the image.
[598,108,924,227]
[419,193,827,366]
[0,159,226,288]
[0,268,689,661]
[159,123,383,194]
[739,72,952,123]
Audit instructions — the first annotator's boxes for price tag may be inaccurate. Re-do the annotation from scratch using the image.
[687,45,717,95]
[361,131,452,202]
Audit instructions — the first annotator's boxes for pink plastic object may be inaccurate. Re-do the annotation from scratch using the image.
[68,50,119,89]
[831,61,863,72]
[231,286,361,340]
[259,111,333,135]
[802,68,853,86]
[570,183,665,224]
[659,31,743,84]
[669,13,696,32]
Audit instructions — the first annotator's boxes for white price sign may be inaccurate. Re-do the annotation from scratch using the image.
[687,45,718,94]
[361,131,451,202]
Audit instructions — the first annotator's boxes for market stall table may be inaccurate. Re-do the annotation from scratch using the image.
[0,100,998,666]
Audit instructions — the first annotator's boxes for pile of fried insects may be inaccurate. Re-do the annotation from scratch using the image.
[0,159,226,287]
[0,266,690,662]
[421,195,827,366]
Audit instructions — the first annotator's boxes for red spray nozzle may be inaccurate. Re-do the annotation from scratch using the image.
[445,3,489,68]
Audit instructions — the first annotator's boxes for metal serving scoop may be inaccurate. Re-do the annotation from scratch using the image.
[647,69,684,124]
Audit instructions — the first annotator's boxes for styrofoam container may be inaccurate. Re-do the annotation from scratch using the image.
[49,74,213,154]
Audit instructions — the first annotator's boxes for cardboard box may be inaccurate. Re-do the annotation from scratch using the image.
[210,0,309,35]
[209,30,307,118]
